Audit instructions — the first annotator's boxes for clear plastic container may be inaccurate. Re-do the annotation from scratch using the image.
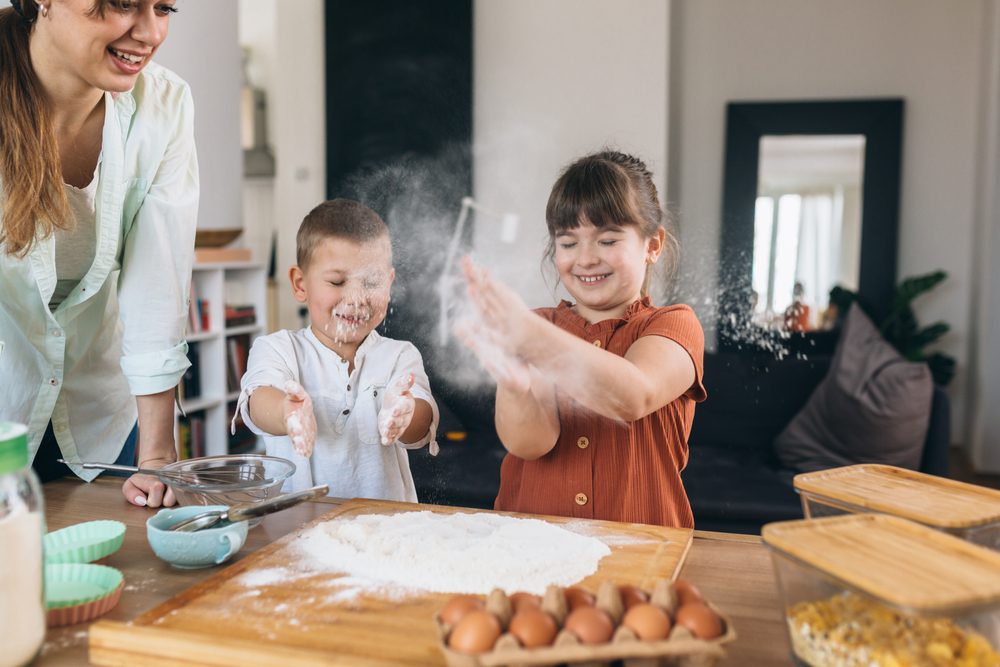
[763,514,1000,667]
[0,422,46,667]
[794,464,1000,550]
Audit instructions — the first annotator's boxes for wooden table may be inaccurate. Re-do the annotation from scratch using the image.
[36,478,792,666]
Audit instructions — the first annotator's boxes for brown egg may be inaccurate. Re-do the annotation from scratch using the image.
[563,606,614,645]
[674,602,724,639]
[447,609,502,654]
[622,603,672,640]
[673,580,704,606]
[508,591,542,613]
[563,586,596,611]
[508,607,558,648]
[618,584,650,610]
[440,595,485,626]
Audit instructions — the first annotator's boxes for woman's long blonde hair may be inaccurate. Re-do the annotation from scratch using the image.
[0,1,110,258]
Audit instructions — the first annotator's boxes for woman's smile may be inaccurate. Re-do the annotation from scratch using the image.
[107,46,147,73]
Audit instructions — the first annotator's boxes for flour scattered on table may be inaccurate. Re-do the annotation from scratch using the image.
[236,567,303,587]
[293,510,611,595]
[562,520,664,546]
[39,630,88,657]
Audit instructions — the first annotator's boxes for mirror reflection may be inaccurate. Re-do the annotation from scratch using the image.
[751,135,865,332]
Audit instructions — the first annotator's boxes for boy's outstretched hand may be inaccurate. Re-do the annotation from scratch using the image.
[283,380,317,457]
[379,374,416,445]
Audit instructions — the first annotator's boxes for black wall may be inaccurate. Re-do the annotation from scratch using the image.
[324,1,486,435]
[325,1,472,198]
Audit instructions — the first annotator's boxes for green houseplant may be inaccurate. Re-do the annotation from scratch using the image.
[829,270,956,386]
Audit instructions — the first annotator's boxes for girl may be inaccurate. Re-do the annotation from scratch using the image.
[458,150,706,527]
[0,0,197,508]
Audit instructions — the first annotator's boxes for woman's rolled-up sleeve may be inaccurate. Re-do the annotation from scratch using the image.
[117,83,200,396]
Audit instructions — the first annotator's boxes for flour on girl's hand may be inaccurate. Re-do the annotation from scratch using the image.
[294,511,611,596]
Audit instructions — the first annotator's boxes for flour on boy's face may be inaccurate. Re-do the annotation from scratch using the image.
[301,236,394,350]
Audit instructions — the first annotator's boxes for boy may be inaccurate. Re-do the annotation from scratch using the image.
[233,199,438,500]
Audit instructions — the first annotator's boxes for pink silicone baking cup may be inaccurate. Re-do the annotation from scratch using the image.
[46,581,124,627]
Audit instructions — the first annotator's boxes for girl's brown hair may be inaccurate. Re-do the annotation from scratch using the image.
[0,1,109,258]
[544,150,679,297]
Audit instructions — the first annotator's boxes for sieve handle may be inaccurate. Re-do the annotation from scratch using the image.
[58,459,141,474]
[58,460,184,481]
[227,484,329,522]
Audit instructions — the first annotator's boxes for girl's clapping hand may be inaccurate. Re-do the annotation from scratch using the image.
[283,380,317,457]
[460,256,535,351]
[378,374,416,445]
[453,317,532,394]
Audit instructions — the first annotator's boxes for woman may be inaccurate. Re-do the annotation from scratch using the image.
[0,0,197,508]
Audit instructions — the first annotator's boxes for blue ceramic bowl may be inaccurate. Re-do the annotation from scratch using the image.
[146,506,248,569]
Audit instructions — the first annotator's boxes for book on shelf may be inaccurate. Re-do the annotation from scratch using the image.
[225,304,257,328]
[187,285,210,334]
[176,410,205,460]
[226,334,251,393]
[179,342,201,402]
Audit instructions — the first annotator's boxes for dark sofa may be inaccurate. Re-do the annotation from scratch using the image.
[408,350,951,534]
[682,351,951,534]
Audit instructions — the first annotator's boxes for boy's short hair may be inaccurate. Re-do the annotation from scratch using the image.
[296,198,390,269]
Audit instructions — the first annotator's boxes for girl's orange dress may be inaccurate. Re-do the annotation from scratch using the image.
[494,298,707,528]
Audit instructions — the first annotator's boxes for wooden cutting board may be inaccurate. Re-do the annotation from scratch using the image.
[90,499,693,667]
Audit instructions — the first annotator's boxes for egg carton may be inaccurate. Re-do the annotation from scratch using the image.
[436,579,736,667]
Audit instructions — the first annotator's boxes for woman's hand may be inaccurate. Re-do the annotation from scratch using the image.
[122,456,176,508]
[125,390,179,507]
[378,374,416,445]
[283,380,317,457]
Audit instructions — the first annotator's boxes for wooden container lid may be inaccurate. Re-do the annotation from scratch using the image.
[794,464,1000,530]
[762,514,1000,614]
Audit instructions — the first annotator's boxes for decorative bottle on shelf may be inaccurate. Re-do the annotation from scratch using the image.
[0,422,46,666]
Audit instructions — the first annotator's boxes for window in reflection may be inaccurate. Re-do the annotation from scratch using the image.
[751,135,865,332]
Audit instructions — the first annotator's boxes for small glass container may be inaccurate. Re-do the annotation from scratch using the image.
[763,513,1000,667]
[794,464,1000,549]
[0,422,46,667]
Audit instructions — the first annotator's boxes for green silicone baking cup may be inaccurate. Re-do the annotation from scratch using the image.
[44,520,125,564]
[44,563,124,609]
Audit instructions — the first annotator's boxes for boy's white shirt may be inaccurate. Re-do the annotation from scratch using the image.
[235,327,439,501]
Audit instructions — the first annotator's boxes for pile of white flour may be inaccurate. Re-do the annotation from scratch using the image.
[292,511,611,595]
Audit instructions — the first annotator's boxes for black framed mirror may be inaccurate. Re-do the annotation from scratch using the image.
[718,99,904,354]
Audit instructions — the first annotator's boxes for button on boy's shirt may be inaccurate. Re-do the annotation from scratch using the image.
[237,327,439,502]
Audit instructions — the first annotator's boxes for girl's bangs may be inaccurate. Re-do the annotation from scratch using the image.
[546,161,639,234]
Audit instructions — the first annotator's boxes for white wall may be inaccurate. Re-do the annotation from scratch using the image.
[669,0,985,446]
[155,0,243,231]
[473,0,670,304]
[268,0,326,330]
[968,1,1000,472]
[238,0,279,272]
[234,0,324,331]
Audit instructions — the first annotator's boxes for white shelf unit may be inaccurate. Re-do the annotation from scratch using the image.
[178,261,268,458]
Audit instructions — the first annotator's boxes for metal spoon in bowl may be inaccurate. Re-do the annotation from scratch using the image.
[169,484,329,532]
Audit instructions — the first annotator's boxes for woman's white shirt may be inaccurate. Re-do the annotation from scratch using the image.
[0,62,199,479]
[50,163,100,310]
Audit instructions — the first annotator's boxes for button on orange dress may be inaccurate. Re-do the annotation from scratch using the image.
[494,298,707,528]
